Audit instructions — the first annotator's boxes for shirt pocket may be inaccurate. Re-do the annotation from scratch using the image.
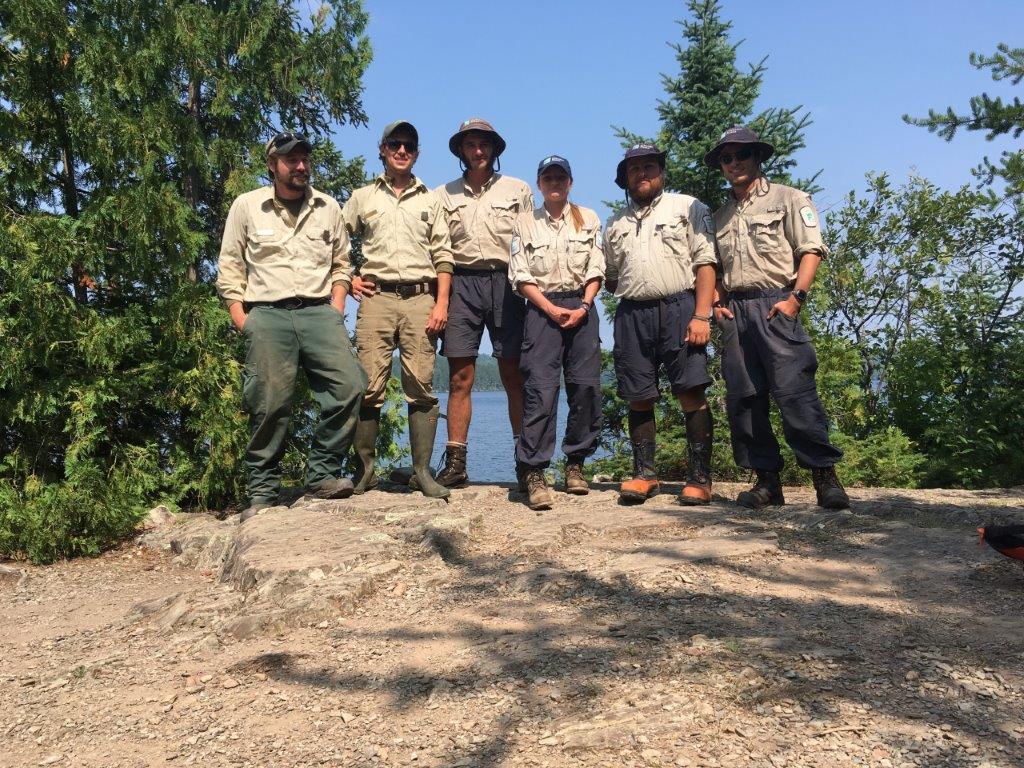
[567,230,596,275]
[246,230,282,262]
[442,201,468,244]
[488,199,520,240]
[522,233,554,275]
[658,217,691,259]
[301,230,332,266]
[747,210,787,253]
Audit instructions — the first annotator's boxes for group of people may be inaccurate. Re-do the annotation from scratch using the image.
[216,118,850,521]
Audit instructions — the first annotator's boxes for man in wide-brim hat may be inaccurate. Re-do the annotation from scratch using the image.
[431,118,534,490]
[603,142,719,506]
[706,125,849,511]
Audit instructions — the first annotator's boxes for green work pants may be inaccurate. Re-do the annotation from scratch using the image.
[241,303,366,502]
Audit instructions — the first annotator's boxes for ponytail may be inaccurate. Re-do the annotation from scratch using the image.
[569,202,584,233]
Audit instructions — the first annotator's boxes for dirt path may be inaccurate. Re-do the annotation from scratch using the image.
[2,483,1023,768]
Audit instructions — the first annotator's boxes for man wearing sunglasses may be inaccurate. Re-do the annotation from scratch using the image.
[432,118,534,489]
[603,143,719,506]
[705,126,848,511]
[342,120,453,499]
[217,131,366,522]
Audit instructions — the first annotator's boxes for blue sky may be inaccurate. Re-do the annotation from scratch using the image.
[333,0,1022,344]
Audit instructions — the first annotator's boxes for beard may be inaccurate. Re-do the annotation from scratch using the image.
[282,172,309,193]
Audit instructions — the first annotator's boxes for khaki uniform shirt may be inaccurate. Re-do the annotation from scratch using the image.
[216,185,351,305]
[342,175,454,282]
[435,173,534,270]
[602,192,717,300]
[714,177,830,291]
[509,204,605,294]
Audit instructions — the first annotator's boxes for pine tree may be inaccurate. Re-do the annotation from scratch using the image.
[0,0,372,562]
[614,0,817,209]
[904,44,1024,197]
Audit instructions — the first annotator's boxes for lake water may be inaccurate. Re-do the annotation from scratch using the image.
[395,389,575,482]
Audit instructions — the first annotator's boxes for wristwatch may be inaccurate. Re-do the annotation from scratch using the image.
[792,289,808,304]
[581,299,593,310]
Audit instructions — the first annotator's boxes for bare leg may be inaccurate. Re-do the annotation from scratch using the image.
[446,357,476,443]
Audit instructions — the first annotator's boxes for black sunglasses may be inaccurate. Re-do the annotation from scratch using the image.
[384,138,418,153]
[719,148,753,165]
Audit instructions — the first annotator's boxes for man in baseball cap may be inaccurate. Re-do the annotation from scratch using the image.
[430,118,533,490]
[707,125,849,511]
[343,120,453,499]
[603,142,719,506]
[217,130,365,521]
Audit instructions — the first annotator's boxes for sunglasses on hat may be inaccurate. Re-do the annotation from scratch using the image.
[719,148,753,165]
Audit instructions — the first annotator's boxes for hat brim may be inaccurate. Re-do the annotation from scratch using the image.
[449,129,507,159]
[615,150,666,190]
[382,121,419,144]
[269,138,312,157]
[703,140,774,169]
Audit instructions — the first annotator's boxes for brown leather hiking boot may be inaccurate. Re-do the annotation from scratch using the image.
[620,440,659,503]
[736,470,785,509]
[525,469,553,511]
[812,466,850,510]
[564,462,589,495]
[433,443,468,488]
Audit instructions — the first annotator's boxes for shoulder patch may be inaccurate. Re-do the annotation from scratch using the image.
[595,229,604,249]
[510,234,521,257]
[703,212,715,232]
[799,206,818,228]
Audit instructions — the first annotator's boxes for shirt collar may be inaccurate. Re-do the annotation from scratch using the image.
[731,175,770,209]
[629,191,663,219]
[377,173,425,196]
[462,171,499,196]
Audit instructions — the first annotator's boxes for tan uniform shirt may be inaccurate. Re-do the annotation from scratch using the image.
[714,177,830,291]
[602,192,717,300]
[435,173,534,270]
[216,185,351,305]
[509,204,605,294]
[342,175,454,282]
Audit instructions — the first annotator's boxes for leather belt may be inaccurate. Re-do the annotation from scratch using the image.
[375,280,434,297]
[244,296,330,310]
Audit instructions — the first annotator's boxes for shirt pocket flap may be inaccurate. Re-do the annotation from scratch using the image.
[748,210,786,227]
[490,199,519,216]
[443,200,467,216]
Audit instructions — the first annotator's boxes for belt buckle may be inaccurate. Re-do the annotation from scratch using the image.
[281,297,303,310]
[397,284,416,298]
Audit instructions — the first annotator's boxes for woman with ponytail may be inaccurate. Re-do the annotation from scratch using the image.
[508,155,604,511]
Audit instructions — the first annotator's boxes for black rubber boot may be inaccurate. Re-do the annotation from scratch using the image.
[408,405,451,499]
[434,443,469,488]
[352,407,380,494]
[811,466,850,510]
[736,470,785,509]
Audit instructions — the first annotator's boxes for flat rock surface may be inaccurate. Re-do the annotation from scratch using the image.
[2,482,1024,768]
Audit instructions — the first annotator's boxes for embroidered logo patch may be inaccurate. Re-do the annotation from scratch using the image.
[510,235,521,256]
[799,206,818,227]
[595,229,604,249]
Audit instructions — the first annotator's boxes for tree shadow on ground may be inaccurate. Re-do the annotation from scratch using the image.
[265,491,1023,767]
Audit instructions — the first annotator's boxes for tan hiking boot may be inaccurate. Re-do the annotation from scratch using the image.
[525,469,553,511]
[564,462,589,495]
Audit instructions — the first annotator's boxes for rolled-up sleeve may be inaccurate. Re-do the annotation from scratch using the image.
[689,200,719,270]
[602,219,621,285]
[787,193,830,258]
[330,200,353,289]
[508,215,533,293]
[429,197,454,274]
[216,197,248,305]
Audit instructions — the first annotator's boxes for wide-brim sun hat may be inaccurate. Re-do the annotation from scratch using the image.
[615,142,667,190]
[449,117,507,158]
[703,126,774,168]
